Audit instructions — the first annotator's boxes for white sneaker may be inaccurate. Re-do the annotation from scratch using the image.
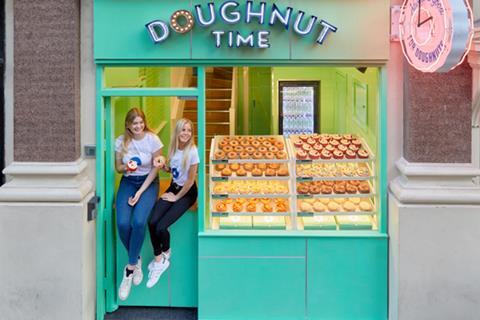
[133,258,143,286]
[148,250,171,271]
[118,268,133,301]
[146,253,170,288]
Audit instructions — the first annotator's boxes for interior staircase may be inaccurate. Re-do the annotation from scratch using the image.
[183,67,234,160]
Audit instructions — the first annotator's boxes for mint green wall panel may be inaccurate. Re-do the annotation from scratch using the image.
[290,0,389,61]
[248,67,272,134]
[306,238,387,320]
[94,0,191,60]
[199,258,305,320]
[115,211,197,307]
[199,237,305,257]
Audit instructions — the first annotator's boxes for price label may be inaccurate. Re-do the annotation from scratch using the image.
[212,159,229,164]
[212,177,228,182]
[298,212,314,217]
[212,212,229,217]
[297,194,312,199]
[296,160,312,164]
[212,194,229,199]
[297,177,313,182]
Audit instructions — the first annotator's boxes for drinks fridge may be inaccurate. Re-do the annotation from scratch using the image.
[278,81,320,136]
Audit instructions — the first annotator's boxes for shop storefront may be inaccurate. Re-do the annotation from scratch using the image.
[94,1,390,319]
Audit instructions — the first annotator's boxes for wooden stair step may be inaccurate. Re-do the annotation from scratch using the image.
[213,67,233,80]
[184,99,231,110]
[206,89,232,99]
[183,110,230,122]
[192,76,232,89]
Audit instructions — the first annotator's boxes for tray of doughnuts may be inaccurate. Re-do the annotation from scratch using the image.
[212,162,290,179]
[295,162,372,179]
[212,180,290,196]
[212,198,290,215]
[212,135,288,162]
[296,180,373,197]
[289,133,372,161]
[297,197,375,215]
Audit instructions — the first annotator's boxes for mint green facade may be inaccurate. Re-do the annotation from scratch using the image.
[94,1,390,320]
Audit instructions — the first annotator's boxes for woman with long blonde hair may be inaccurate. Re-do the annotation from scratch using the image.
[146,118,199,288]
[114,108,165,300]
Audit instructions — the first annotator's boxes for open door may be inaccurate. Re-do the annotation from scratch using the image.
[96,66,206,319]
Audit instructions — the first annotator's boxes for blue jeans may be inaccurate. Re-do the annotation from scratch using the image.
[116,174,159,265]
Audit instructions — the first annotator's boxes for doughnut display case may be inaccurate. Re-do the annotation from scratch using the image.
[287,133,377,231]
[209,135,295,230]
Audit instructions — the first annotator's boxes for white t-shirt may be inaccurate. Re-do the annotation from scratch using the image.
[115,132,163,176]
[169,146,200,186]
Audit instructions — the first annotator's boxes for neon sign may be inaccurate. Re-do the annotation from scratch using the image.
[146,1,338,48]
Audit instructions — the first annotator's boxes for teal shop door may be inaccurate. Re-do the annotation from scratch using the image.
[248,67,272,134]
[96,66,207,319]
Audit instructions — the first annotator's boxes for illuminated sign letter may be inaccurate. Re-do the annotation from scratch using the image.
[236,32,254,47]
[195,2,216,27]
[316,20,337,45]
[269,4,293,29]
[293,11,317,36]
[220,1,241,24]
[212,30,225,48]
[245,1,266,24]
[145,20,170,44]
[257,31,270,48]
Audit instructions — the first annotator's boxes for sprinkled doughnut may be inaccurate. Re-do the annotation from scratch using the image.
[170,10,195,34]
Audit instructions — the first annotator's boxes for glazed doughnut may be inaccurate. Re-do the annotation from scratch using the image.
[330,140,340,147]
[358,182,371,193]
[258,146,268,154]
[323,181,334,187]
[348,144,359,152]
[333,150,344,159]
[233,202,243,212]
[299,134,309,142]
[333,185,346,194]
[246,202,257,212]
[264,152,274,160]
[300,202,313,212]
[230,140,239,147]
[239,152,250,159]
[221,168,232,176]
[276,203,288,212]
[251,140,261,148]
[215,202,227,212]
[302,144,312,151]
[268,163,280,170]
[277,167,289,176]
[215,150,226,160]
[346,184,358,194]
[357,149,369,159]
[296,149,308,160]
[313,202,327,212]
[227,152,238,159]
[306,138,316,146]
[338,145,348,152]
[252,168,262,176]
[308,150,320,160]
[313,143,323,151]
[319,139,329,147]
[219,140,229,150]
[293,138,303,148]
[297,185,309,194]
[257,163,267,171]
[243,163,254,171]
[343,201,356,212]
[229,163,240,171]
[240,140,250,147]
[234,146,244,153]
[253,152,263,159]
[325,145,335,152]
[340,139,350,146]
[215,164,226,171]
[276,151,287,159]
[236,168,247,176]
[268,146,279,153]
[257,136,266,142]
[245,146,255,154]
[222,145,233,153]
[349,180,361,186]
[345,150,357,159]
[262,141,272,148]
[263,204,273,213]
[321,186,333,194]
[320,150,332,160]
[309,185,321,194]
[352,139,362,148]
[359,201,373,211]
[265,169,276,176]
[274,141,285,149]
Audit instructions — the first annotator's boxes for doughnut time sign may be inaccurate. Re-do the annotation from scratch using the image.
[145,1,338,49]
